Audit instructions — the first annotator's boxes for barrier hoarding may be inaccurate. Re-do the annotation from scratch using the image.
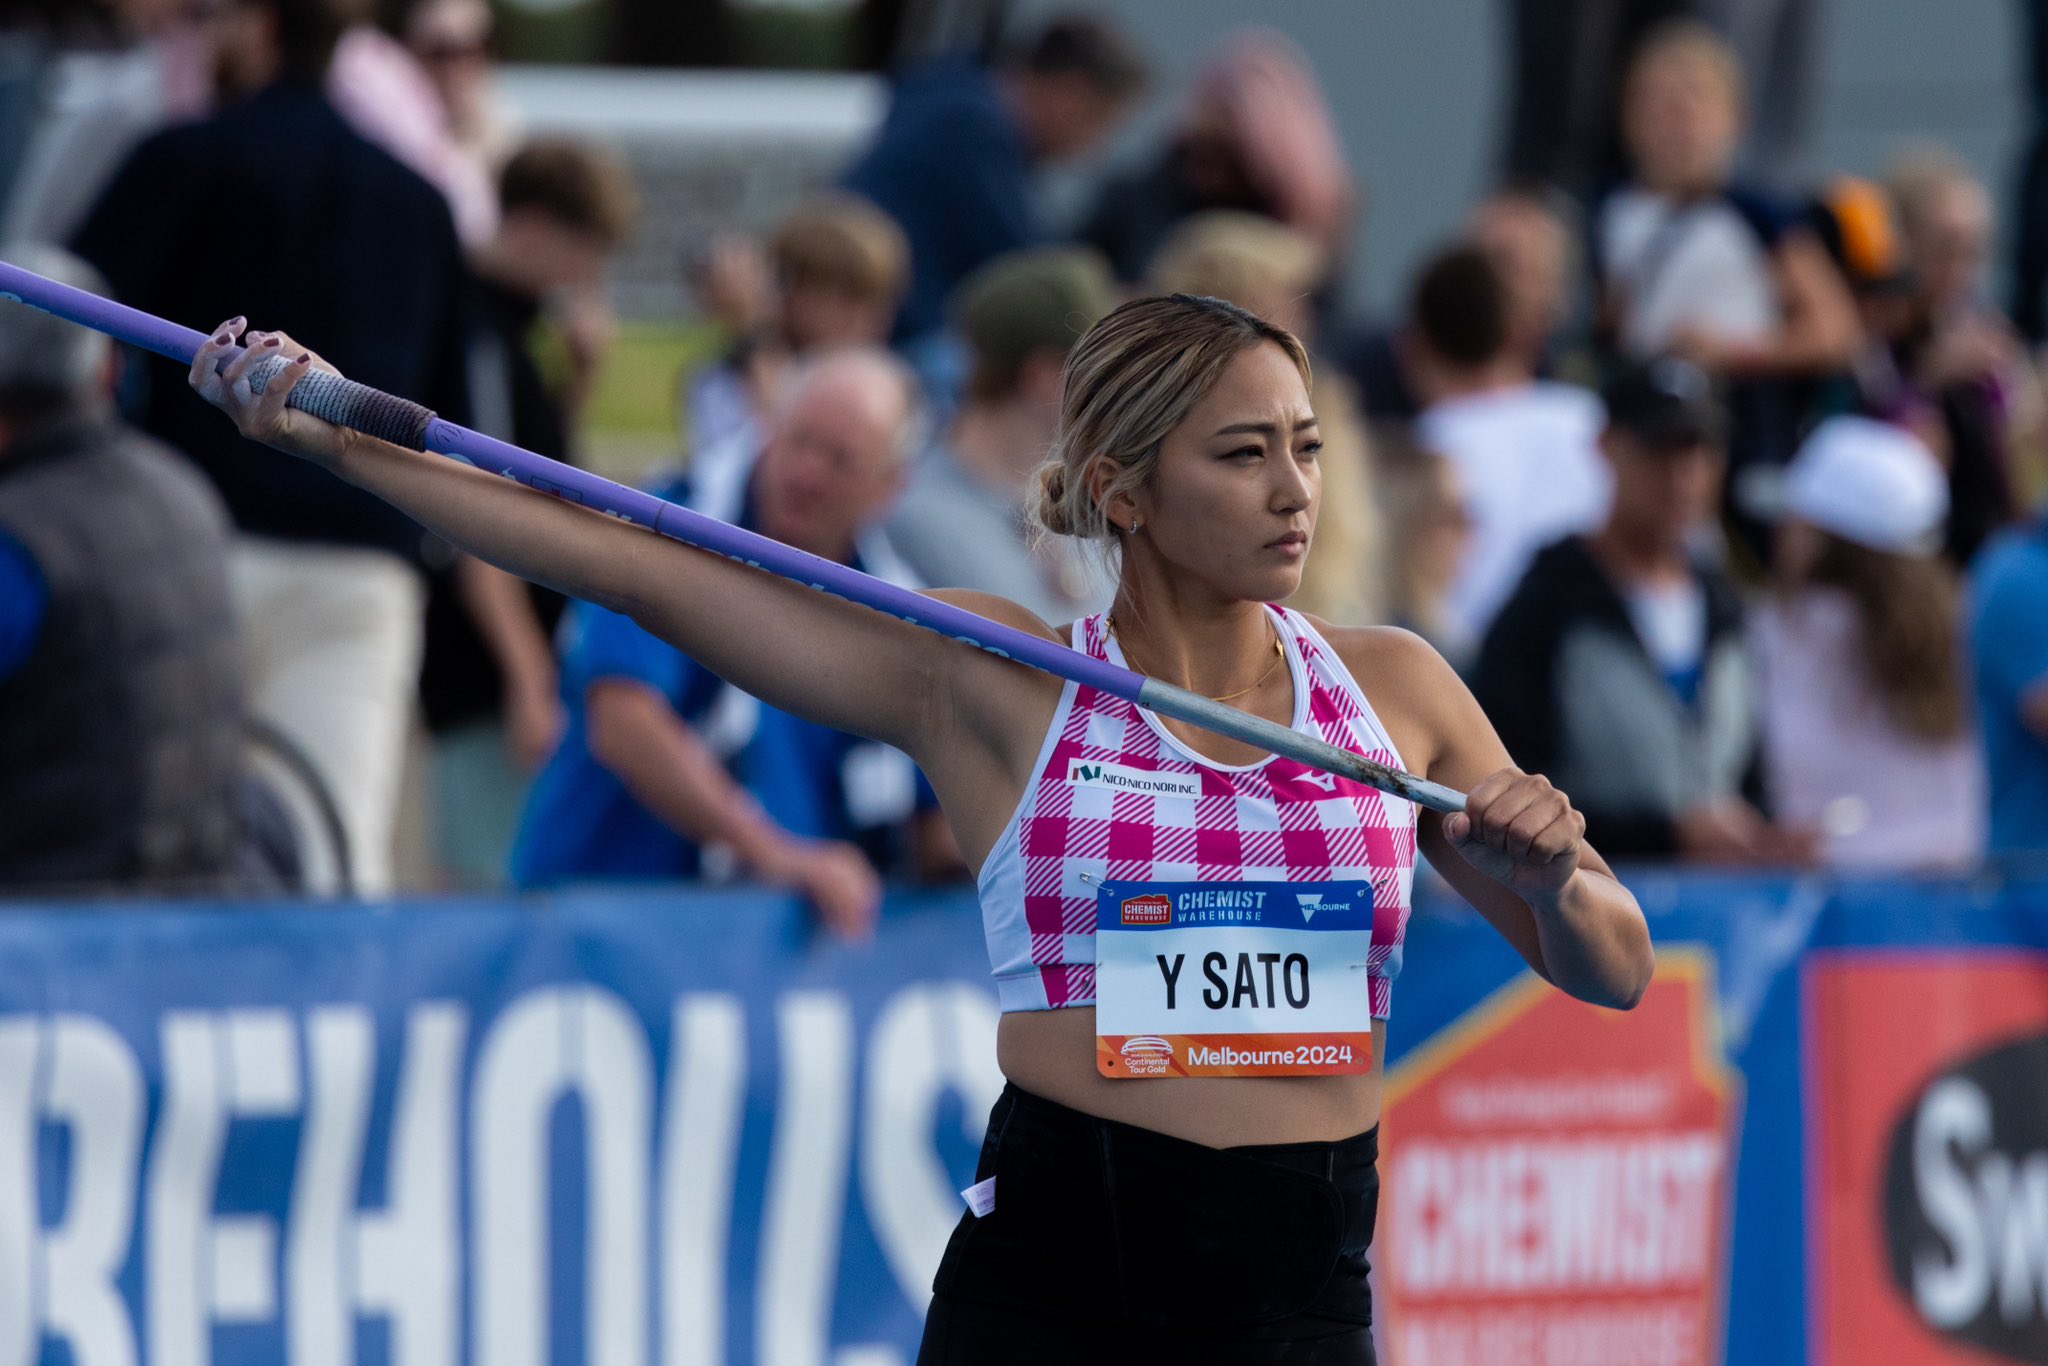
[1380,953,1735,1366]
[0,873,2045,1365]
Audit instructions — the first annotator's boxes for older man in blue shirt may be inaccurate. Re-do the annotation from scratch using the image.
[511,349,948,935]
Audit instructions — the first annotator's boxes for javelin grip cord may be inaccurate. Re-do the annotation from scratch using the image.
[0,258,1466,814]
[243,354,436,450]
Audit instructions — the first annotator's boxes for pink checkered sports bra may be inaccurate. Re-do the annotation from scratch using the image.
[976,605,1420,1019]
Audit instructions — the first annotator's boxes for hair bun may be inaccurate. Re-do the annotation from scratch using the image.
[1035,461,1075,536]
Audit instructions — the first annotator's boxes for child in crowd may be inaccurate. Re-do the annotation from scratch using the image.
[684,192,909,469]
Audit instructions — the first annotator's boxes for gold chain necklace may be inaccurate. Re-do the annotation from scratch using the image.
[1107,614,1285,703]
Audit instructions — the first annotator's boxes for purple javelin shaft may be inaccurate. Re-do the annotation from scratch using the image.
[0,257,1470,812]
[0,256,1139,698]
[434,420,1143,697]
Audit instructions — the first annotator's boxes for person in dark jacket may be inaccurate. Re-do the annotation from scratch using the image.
[1470,357,1815,864]
[0,247,245,893]
[71,0,472,894]
[1077,28,1351,292]
[842,14,1144,347]
[420,136,639,887]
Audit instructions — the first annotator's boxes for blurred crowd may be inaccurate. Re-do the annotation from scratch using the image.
[0,0,2044,928]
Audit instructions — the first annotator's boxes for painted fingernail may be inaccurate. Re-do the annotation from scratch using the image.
[212,331,231,345]
[294,352,310,365]
[227,316,245,330]
[263,335,281,348]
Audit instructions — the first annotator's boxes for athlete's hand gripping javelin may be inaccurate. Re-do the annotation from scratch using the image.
[191,320,342,466]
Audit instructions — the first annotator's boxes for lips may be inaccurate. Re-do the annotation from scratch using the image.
[1266,530,1309,550]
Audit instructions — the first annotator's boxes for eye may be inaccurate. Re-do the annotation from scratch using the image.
[1298,440,1324,462]
[1224,445,1263,462]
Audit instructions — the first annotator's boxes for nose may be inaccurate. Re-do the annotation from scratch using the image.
[1269,447,1316,514]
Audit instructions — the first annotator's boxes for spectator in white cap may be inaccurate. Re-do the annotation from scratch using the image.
[1753,415,1984,870]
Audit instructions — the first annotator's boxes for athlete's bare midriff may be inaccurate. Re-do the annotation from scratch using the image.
[997,1006,1387,1148]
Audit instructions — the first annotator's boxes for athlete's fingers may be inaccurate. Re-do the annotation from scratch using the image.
[1467,768,1538,853]
[248,348,317,434]
[1533,806,1589,864]
[242,329,335,377]
[1445,766,1521,846]
[218,330,298,444]
[222,328,282,396]
[1485,783,1552,859]
[189,316,246,396]
[1503,785,1574,864]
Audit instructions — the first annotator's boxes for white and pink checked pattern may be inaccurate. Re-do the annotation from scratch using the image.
[976,606,1419,1018]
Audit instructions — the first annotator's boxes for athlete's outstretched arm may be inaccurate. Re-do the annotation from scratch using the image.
[1342,628,1654,1010]
[187,323,1018,760]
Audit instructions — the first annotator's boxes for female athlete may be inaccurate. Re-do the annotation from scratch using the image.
[191,294,1653,1365]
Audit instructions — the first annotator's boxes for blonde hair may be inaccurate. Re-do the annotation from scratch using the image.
[1885,143,1983,236]
[770,192,910,305]
[1034,294,1310,544]
[1372,433,1463,639]
[1146,211,1326,314]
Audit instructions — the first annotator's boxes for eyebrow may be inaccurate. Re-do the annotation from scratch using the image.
[1212,417,1321,437]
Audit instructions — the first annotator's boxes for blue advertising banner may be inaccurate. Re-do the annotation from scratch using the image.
[1,872,2046,1366]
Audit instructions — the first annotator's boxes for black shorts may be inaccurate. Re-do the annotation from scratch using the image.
[917,1083,1379,1366]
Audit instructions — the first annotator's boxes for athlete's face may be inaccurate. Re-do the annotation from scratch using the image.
[1127,341,1321,604]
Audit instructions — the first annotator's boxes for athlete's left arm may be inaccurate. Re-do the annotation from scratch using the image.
[1333,626,1654,1011]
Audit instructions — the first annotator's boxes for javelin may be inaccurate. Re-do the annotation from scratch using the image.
[0,259,1465,814]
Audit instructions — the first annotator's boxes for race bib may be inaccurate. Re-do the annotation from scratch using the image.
[1094,879,1374,1079]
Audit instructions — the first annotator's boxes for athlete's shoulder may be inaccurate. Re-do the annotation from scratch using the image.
[1297,615,1450,683]
[1299,616,1467,761]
